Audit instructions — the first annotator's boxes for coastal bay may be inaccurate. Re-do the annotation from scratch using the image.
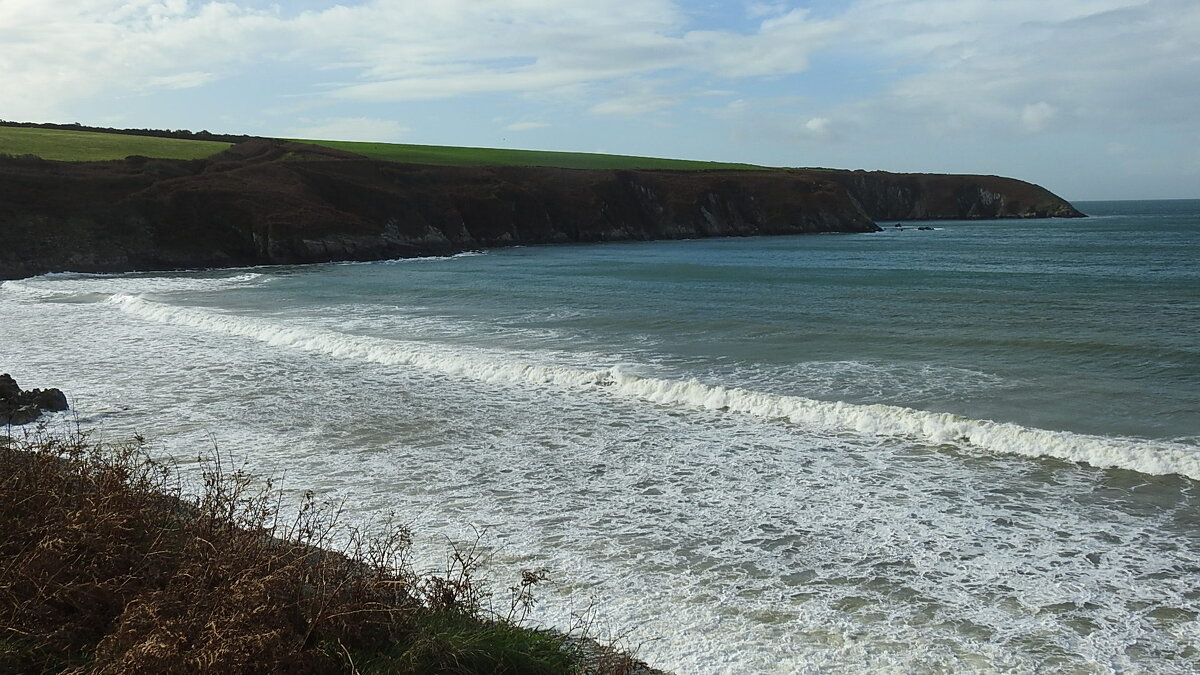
[3,200,1197,672]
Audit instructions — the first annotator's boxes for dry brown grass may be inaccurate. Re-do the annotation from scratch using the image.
[0,430,654,674]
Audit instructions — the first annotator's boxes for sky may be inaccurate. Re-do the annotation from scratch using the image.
[2,0,1198,200]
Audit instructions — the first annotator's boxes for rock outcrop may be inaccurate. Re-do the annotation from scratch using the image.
[0,374,68,426]
[0,139,1083,279]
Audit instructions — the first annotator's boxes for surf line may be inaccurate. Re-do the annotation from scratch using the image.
[105,294,1200,481]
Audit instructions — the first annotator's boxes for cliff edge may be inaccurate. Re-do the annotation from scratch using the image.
[0,139,1082,279]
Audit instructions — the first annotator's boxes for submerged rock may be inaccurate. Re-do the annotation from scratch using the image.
[0,374,69,426]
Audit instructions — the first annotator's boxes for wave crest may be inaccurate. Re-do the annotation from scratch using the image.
[105,294,1200,480]
[2,272,267,302]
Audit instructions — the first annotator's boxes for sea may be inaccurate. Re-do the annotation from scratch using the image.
[1,199,1197,673]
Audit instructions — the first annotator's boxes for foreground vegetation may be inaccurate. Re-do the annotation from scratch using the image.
[291,139,767,171]
[0,431,647,674]
[0,126,231,161]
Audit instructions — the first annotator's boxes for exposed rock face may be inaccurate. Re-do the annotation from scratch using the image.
[0,374,69,426]
[808,169,1085,220]
[0,139,1082,279]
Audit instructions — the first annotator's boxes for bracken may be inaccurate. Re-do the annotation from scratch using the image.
[0,429,651,674]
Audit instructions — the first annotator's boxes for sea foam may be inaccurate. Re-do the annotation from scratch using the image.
[106,294,1200,480]
[1,272,267,302]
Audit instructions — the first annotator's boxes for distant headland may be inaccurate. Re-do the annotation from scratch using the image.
[0,123,1084,280]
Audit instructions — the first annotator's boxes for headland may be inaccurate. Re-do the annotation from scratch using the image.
[0,133,1084,280]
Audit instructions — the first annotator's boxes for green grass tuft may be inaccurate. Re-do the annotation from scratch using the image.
[0,127,231,161]
[357,612,576,674]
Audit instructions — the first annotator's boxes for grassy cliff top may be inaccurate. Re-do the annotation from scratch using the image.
[291,138,768,171]
[0,126,233,161]
[0,123,766,170]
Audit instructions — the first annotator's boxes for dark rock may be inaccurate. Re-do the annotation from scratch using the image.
[0,139,1084,279]
[30,388,69,412]
[0,374,69,425]
[0,374,19,400]
[7,406,43,426]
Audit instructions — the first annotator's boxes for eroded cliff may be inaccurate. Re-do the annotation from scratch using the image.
[0,139,1082,279]
[809,169,1085,220]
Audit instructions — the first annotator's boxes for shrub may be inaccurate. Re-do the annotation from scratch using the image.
[0,430,650,674]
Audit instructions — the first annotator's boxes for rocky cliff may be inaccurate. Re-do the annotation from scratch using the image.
[808,169,1085,220]
[0,139,1082,279]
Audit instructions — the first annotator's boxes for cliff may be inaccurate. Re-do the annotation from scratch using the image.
[809,169,1085,220]
[0,139,1082,279]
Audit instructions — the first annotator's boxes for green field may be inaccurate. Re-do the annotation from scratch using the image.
[293,138,769,171]
[0,126,231,161]
[1,124,770,170]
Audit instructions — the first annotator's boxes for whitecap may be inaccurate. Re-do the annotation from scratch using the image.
[104,294,1200,480]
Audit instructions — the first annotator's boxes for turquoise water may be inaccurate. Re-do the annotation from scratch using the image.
[2,199,1198,672]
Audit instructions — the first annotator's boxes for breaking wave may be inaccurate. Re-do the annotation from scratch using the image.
[106,294,1200,480]
[2,272,268,302]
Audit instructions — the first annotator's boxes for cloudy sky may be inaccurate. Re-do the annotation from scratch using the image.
[3,0,1198,200]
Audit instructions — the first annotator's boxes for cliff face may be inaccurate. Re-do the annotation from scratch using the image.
[809,169,1085,220]
[0,140,1082,279]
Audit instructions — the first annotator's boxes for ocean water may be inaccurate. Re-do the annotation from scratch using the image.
[2,199,1198,673]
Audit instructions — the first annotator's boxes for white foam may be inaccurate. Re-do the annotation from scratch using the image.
[722,359,1008,403]
[407,250,487,261]
[345,250,487,265]
[2,272,267,302]
[105,294,1200,480]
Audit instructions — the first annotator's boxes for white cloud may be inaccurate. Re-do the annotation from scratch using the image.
[3,0,1198,198]
[804,117,832,136]
[678,9,840,78]
[309,2,838,101]
[745,2,788,20]
[144,71,218,90]
[588,80,682,117]
[1019,102,1057,134]
[709,96,848,150]
[0,0,285,120]
[835,0,1200,136]
[0,0,843,120]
